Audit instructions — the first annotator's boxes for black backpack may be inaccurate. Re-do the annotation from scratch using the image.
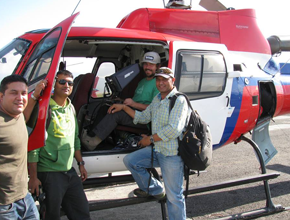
[169,93,212,171]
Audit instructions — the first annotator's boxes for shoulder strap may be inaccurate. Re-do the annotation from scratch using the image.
[169,92,193,113]
[169,93,198,132]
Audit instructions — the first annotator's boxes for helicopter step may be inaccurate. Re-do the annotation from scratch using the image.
[79,172,280,220]
[80,134,284,220]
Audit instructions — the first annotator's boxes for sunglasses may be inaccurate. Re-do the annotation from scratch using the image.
[156,67,173,74]
[57,79,74,86]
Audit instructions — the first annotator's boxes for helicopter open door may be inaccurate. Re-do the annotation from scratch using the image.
[22,13,79,151]
[170,41,236,147]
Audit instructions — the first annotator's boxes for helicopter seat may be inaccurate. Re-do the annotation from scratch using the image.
[69,73,95,115]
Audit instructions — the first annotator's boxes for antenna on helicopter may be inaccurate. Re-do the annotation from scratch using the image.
[71,0,81,15]
[163,0,192,9]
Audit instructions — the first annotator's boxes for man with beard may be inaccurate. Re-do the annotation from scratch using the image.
[82,51,161,150]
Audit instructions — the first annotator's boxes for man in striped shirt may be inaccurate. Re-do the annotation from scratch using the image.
[108,67,189,220]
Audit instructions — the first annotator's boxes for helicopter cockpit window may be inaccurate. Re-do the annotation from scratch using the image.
[176,51,226,99]
[91,62,116,98]
[22,28,61,91]
[0,39,31,82]
[263,57,279,76]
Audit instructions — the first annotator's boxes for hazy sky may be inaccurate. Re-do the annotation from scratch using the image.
[0,0,289,50]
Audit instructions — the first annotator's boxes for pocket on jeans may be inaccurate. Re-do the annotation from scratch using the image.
[0,203,13,213]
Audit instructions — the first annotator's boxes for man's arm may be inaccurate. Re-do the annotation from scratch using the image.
[108,104,136,118]
[28,162,42,196]
[123,98,148,111]
[74,150,88,182]
[23,80,47,122]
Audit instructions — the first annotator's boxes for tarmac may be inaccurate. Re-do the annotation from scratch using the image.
[61,114,290,220]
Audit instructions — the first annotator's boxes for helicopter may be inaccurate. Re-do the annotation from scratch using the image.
[0,0,290,218]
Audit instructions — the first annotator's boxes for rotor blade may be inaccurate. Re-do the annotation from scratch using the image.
[199,0,227,11]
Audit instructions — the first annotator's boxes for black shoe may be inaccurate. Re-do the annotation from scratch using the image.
[133,188,149,198]
[133,188,166,200]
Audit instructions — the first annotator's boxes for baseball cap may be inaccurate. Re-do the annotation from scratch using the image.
[141,52,161,64]
[154,67,174,78]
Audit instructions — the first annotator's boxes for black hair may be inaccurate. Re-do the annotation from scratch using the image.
[56,70,73,79]
[0,75,28,93]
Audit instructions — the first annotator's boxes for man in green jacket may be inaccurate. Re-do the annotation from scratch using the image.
[28,70,90,220]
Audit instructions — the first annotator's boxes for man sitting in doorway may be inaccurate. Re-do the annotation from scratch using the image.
[82,51,161,150]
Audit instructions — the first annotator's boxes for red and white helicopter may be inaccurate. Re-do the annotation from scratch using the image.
[1,0,289,218]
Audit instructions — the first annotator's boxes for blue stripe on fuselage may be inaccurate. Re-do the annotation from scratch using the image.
[214,77,243,149]
[214,73,290,150]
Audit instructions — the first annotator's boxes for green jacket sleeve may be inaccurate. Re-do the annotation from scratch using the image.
[28,148,40,163]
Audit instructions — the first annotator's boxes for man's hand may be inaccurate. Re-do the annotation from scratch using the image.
[123,98,135,108]
[124,98,149,111]
[138,134,151,148]
[28,177,42,197]
[79,165,88,182]
[108,104,124,114]
[34,79,48,99]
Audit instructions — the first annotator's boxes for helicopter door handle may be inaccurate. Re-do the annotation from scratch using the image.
[226,96,230,107]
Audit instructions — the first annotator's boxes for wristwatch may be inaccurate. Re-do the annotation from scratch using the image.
[150,135,155,145]
[31,92,38,101]
[77,161,85,166]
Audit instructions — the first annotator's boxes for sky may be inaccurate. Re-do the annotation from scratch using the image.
[0,0,289,60]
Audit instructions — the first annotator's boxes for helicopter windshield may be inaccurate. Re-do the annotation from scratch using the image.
[263,57,280,76]
[0,39,31,82]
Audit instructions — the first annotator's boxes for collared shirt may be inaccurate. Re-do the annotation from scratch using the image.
[133,87,189,156]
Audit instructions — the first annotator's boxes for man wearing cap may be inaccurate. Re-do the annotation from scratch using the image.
[82,51,161,150]
[110,67,189,220]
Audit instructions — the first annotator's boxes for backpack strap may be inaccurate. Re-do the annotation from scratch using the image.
[169,92,198,198]
[169,92,193,113]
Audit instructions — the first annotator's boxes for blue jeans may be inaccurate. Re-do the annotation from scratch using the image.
[0,193,39,220]
[123,146,186,220]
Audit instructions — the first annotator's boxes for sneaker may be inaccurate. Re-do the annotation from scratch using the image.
[81,129,102,151]
[133,188,166,200]
[153,191,166,200]
[133,188,149,198]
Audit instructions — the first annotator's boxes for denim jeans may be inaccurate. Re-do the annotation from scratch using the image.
[0,193,39,220]
[123,146,186,220]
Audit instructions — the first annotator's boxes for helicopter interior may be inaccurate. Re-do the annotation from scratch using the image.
[61,38,169,153]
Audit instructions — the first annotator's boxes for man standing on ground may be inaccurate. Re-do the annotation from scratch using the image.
[0,75,40,220]
[82,51,161,150]
[28,70,91,220]
[108,67,189,220]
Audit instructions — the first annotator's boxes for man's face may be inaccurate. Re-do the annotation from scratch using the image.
[54,74,73,98]
[156,76,175,95]
[0,82,28,117]
[142,62,158,78]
